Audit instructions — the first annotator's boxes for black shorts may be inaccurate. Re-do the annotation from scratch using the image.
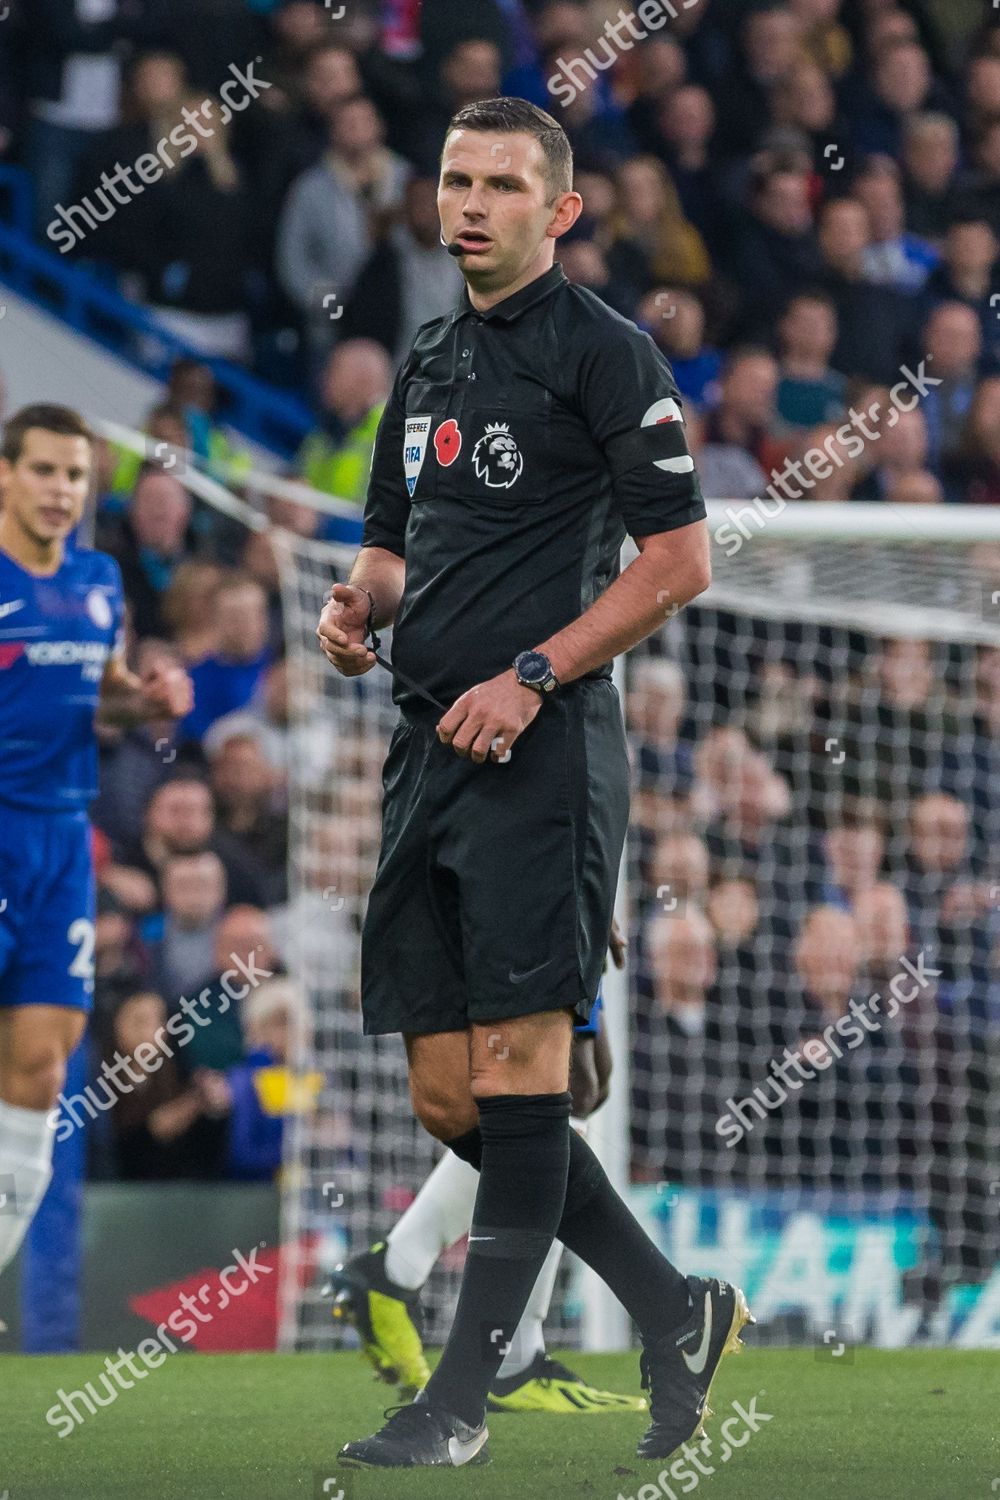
[360,677,630,1036]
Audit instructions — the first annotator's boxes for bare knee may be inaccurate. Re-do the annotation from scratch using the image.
[410,1078,478,1142]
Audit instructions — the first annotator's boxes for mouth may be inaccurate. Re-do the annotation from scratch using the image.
[454,230,493,254]
[38,508,72,528]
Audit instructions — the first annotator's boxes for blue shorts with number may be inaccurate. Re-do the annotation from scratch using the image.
[0,804,95,1011]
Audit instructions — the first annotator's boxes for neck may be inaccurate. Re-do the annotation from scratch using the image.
[783,353,827,380]
[465,249,555,313]
[0,510,64,575]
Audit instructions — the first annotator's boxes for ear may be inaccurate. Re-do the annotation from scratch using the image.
[546,189,584,241]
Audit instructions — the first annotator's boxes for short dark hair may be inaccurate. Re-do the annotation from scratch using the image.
[444,96,572,201]
[1,403,94,465]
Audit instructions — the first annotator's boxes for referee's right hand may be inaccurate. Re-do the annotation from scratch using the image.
[316,583,376,677]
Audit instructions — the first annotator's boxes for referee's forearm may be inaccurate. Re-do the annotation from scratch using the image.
[350,545,406,628]
[537,522,711,685]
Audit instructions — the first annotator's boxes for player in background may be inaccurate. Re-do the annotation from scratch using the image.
[0,405,192,1280]
[328,928,646,1415]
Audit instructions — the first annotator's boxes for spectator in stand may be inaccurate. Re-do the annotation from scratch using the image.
[277,93,411,362]
[901,112,960,243]
[964,55,1000,144]
[295,338,392,504]
[182,573,273,741]
[179,904,278,1072]
[605,155,711,296]
[921,219,1000,359]
[902,793,993,985]
[702,346,783,477]
[632,909,723,1186]
[822,815,886,909]
[648,831,710,921]
[637,288,720,409]
[943,376,1000,504]
[410,37,504,174]
[817,196,910,382]
[851,406,931,499]
[622,35,687,160]
[789,0,852,79]
[728,164,823,340]
[197,976,320,1182]
[853,41,937,158]
[769,60,844,171]
[143,95,256,362]
[260,40,362,217]
[102,465,193,639]
[342,175,463,362]
[956,119,1000,240]
[775,290,846,428]
[207,730,288,906]
[104,400,190,514]
[650,86,725,247]
[165,358,252,486]
[714,5,807,162]
[107,989,226,1180]
[147,850,228,1000]
[556,226,638,319]
[854,157,939,292]
[921,301,983,473]
[160,560,224,666]
[92,638,204,854]
[853,881,915,992]
[72,50,189,276]
[627,656,695,798]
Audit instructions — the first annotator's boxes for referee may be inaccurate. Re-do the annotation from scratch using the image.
[318,97,751,1471]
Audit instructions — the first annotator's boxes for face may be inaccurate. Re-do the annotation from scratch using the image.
[910,797,968,872]
[438,128,579,295]
[442,40,501,103]
[213,909,275,974]
[707,880,758,944]
[211,736,273,806]
[405,177,442,245]
[130,473,191,553]
[760,172,812,234]
[825,825,884,893]
[163,854,226,923]
[248,1005,290,1060]
[618,159,666,224]
[781,297,837,359]
[662,86,714,147]
[819,200,869,264]
[854,886,908,969]
[855,173,903,238]
[876,44,930,111]
[323,344,391,421]
[216,584,269,660]
[149,781,213,852]
[650,833,709,905]
[305,47,360,115]
[949,221,997,274]
[333,97,382,155]
[170,364,214,411]
[723,355,779,420]
[0,428,92,549]
[904,124,957,189]
[132,55,185,113]
[926,306,981,376]
[879,637,932,707]
[115,994,167,1054]
[795,911,860,1005]
[649,914,717,1004]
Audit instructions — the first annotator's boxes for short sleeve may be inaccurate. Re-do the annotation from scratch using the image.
[361,366,410,557]
[577,321,706,538]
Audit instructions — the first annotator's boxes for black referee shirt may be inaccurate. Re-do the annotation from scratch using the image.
[362,262,706,713]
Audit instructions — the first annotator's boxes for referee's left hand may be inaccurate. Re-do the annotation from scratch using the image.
[437,669,542,764]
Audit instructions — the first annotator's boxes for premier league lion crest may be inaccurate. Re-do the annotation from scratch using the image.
[472,421,523,489]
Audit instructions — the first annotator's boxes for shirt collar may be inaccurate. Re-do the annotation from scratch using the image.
[451,262,566,325]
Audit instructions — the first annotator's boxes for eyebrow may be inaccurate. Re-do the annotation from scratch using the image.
[441,169,527,187]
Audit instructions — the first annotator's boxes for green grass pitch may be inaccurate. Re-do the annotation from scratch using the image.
[4,1347,998,1500]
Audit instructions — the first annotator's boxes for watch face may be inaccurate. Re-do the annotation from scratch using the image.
[518,652,550,684]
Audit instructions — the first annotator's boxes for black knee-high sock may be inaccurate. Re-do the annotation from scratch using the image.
[424,1092,571,1426]
[447,1124,690,1339]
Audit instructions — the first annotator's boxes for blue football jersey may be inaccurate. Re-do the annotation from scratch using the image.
[0,543,125,812]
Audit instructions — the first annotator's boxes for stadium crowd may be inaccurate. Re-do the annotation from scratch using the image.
[0,0,997,1294]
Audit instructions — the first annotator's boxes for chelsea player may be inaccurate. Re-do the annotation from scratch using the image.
[0,405,192,1277]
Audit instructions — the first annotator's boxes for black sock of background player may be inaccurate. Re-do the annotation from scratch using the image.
[424,1092,571,1426]
[447,1124,690,1338]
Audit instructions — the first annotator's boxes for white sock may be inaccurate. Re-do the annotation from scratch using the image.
[0,1100,56,1275]
[384,1151,479,1291]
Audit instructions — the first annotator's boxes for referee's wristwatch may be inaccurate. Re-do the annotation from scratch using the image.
[514,650,559,695]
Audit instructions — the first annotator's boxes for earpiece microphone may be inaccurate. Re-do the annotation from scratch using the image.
[445,241,465,257]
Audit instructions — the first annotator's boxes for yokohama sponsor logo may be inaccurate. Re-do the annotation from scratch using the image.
[24,641,109,666]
